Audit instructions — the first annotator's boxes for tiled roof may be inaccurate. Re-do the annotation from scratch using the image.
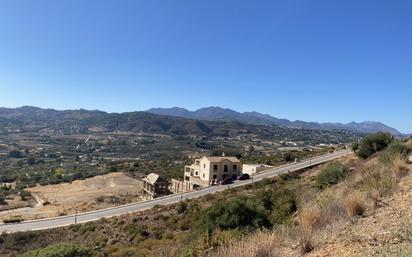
[204,156,240,163]
[144,173,160,184]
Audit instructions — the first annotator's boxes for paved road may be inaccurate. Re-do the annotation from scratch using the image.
[0,149,352,233]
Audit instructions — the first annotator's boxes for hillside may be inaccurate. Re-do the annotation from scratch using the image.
[0,106,361,144]
[1,136,410,257]
[146,107,403,136]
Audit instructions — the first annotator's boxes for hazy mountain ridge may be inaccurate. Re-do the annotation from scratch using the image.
[146,107,403,136]
[0,106,363,144]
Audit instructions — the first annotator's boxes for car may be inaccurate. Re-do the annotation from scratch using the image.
[219,177,233,185]
[238,173,250,180]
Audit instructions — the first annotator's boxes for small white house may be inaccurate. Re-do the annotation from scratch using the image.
[408,153,412,164]
[242,164,272,175]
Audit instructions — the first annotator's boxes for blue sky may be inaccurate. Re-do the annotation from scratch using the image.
[0,1,410,133]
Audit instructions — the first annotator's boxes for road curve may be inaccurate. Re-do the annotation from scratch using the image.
[0,149,352,233]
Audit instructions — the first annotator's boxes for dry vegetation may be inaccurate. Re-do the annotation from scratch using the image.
[0,172,143,222]
[208,140,411,257]
[2,137,411,257]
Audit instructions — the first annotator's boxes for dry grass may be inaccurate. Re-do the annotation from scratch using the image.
[315,190,347,225]
[343,192,366,221]
[208,231,281,257]
[357,165,397,198]
[298,206,321,253]
[393,155,409,178]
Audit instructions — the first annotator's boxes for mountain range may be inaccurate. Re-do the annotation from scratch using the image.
[0,106,402,136]
[146,107,403,136]
[0,106,364,144]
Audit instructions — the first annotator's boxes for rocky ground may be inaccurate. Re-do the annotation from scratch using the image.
[307,167,412,257]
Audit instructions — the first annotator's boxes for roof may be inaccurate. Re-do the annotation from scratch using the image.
[203,156,240,163]
[243,164,271,168]
[144,173,161,184]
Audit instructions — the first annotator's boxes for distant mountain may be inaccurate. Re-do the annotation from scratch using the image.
[146,107,403,136]
[0,106,362,144]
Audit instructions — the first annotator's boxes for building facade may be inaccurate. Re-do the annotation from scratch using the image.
[142,173,170,200]
[184,156,241,189]
[242,164,272,175]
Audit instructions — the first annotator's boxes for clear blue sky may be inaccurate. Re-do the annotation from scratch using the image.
[0,1,410,133]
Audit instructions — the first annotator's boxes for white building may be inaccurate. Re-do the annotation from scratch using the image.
[242,164,272,175]
[184,156,241,189]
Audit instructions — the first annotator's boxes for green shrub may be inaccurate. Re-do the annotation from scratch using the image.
[356,132,394,159]
[19,243,92,257]
[1,232,37,251]
[0,191,6,204]
[195,197,270,234]
[3,216,24,223]
[20,190,32,201]
[176,201,188,214]
[380,141,411,166]
[257,188,297,224]
[8,150,23,158]
[314,161,348,190]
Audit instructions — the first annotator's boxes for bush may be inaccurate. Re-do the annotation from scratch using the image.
[208,231,281,257]
[356,132,393,159]
[298,207,319,253]
[0,191,6,204]
[20,190,32,201]
[3,216,24,224]
[20,243,92,257]
[0,232,36,250]
[195,197,270,234]
[8,150,23,158]
[314,161,348,190]
[27,156,36,165]
[343,193,366,220]
[380,141,411,166]
[257,188,297,225]
[358,165,396,198]
[176,201,188,214]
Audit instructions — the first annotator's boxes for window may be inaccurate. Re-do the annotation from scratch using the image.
[214,164,218,171]
[185,176,190,181]
[213,175,217,179]
[224,165,228,172]
[203,173,205,178]
[204,164,206,168]
[195,172,198,176]
[233,165,237,170]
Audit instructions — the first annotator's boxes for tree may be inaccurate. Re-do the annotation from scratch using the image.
[27,156,36,165]
[8,150,23,158]
[356,132,394,159]
[351,141,359,152]
[0,191,6,204]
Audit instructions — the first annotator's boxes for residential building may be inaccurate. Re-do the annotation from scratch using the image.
[184,156,241,189]
[142,173,170,200]
[242,164,272,175]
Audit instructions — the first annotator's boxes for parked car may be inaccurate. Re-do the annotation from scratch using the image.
[238,173,250,180]
[220,177,233,185]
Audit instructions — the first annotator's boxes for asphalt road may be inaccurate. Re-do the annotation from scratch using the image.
[0,149,352,233]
